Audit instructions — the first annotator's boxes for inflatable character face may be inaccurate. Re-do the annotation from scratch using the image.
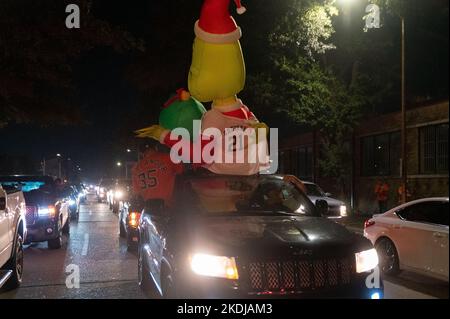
[189,37,245,103]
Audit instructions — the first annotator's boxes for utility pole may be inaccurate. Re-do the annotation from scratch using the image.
[400,17,408,204]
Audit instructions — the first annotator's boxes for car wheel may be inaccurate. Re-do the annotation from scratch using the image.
[138,245,153,296]
[127,235,137,252]
[119,222,126,238]
[162,269,177,299]
[70,211,79,221]
[48,220,63,249]
[1,233,24,290]
[62,216,70,235]
[376,238,400,276]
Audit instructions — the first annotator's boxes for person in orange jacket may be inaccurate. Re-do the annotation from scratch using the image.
[374,178,390,214]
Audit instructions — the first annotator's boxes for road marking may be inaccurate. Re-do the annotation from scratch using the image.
[81,233,89,256]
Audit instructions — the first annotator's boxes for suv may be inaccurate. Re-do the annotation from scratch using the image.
[0,176,71,249]
[138,174,383,299]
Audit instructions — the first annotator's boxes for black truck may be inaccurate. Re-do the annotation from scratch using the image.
[137,174,383,299]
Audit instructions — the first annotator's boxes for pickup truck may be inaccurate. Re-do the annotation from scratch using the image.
[0,185,26,290]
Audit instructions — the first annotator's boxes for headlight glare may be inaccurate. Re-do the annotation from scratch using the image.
[190,253,239,280]
[355,249,379,273]
[38,206,56,218]
[340,205,347,217]
[115,190,124,199]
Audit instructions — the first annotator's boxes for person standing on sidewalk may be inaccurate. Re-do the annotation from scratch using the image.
[374,179,390,214]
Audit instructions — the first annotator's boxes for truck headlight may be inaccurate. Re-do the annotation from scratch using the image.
[340,205,347,217]
[38,206,56,218]
[190,253,239,280]
[355,249,379,273]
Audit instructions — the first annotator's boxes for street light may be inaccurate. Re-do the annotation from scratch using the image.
[340,1,407,203]
[116,162,122,167]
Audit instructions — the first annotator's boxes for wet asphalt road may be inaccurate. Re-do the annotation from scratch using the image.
[0,194,447,299]
[0,195,146,299]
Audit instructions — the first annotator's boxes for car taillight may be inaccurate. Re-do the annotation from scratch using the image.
[364,220,375,228]
[129,212,141,227]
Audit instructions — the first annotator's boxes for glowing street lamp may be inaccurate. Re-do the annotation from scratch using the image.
[338,0,407,203]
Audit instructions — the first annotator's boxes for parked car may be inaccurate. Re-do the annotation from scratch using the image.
[0,185,26,290]
[119,195,144,251]
[0,176,71,249]
[67,185,81,220]
[364,198,449,282]
[138,174,383,299]
[302,182,347,218]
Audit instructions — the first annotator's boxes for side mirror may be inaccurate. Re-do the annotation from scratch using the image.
[315,199,329,216]
[0,197,6,211]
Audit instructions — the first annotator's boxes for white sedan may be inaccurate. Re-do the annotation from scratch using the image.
[364,198,449,282]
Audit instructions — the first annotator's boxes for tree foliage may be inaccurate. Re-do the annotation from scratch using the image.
[247,0,363,189]
[0,0,141,128]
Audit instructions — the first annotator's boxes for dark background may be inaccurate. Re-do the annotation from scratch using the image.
[0,0,448,180]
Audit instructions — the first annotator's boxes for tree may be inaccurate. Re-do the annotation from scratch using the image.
[246,0,363,196]
[0,0,141,128]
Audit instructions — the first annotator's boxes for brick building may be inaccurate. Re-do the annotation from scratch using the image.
[279,101,449,215]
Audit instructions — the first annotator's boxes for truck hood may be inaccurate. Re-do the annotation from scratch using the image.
[190,215,369,257]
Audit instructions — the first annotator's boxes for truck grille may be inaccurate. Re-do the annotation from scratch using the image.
[246,257,355,293]
[25,206,38,225]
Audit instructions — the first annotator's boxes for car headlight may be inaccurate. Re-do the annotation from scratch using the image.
[38,206,56,218]
[114,190,124,200]
[340,205,347,217]
[69,199,76,205]
[190,253,239,280]
[355,249,379,273]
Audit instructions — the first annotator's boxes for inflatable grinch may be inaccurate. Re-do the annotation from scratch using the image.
[136,0,268,176]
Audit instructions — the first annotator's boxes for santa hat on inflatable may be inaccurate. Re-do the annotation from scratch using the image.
[195,0,246,44]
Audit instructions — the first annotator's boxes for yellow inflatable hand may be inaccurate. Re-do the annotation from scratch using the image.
[135,125,168,142]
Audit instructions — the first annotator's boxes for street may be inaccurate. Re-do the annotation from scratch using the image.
[0,195,446,299]
[0,195,145,299]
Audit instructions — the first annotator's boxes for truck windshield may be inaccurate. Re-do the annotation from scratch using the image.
[0,177,53,193]
[185,176,319,217]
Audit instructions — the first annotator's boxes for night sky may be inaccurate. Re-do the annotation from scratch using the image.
[1,0,448,181]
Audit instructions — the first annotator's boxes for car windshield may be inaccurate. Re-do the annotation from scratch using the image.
[184,176,319,217]
[304,184,325,197]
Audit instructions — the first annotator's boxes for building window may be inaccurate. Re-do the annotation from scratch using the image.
[420,123,449,174]
[361,131,401,176]
[280,146,313,180]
